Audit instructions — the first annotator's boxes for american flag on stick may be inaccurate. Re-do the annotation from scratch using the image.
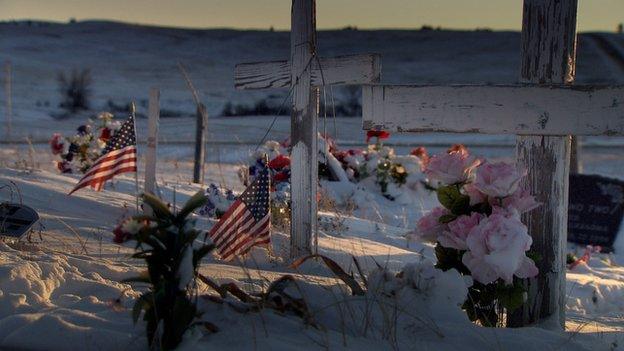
[207,163,271,261]
[69,114,137,195]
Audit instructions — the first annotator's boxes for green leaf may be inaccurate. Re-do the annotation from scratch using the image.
[470,201,492,216]
[142,192,173,220]
[437,185,460,210]
[177,191,208,221]
[121,276,151,285]
[193,244,215,267]
[527,251,542,263]
[497,283,526,312]
[438,214,457,224]
[132,215,158,222]
[132,292,153,324]
[450,194,471,216]
[172,296,197,345]
[131,250,153,259]
[185,229,200,245]
[437,184,471,215]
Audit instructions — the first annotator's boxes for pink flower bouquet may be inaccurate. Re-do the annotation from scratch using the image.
[414,147,540,327]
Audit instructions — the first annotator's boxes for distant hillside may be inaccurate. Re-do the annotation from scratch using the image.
[0,20,622,121]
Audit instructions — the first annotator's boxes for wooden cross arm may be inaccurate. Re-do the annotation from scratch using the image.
[234,53,381,89]
[362,84,624,136]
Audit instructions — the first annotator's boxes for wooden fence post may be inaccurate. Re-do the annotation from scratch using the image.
[4,61,12,142]
[145,88,160,196]
[508,0,577,329]
[193,103,207,184]
[289,0,318,258]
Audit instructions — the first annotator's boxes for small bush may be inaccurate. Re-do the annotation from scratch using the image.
[221,98,291,117]
[222,87,364,117]
[117,192,214,350]
[57,68,92,113]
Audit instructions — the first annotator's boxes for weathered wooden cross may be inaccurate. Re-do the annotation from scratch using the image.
[234,0,381,258]
[363,0,624,328]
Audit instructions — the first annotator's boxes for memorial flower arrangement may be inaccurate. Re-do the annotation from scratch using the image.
[245,132,426,206]
[198,184,236,219]
[334,131,425,200]
[49,112,121,174]
[114,192,215,350]
[413,147,540,326]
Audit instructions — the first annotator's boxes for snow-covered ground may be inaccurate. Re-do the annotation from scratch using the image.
[1,152,623,350]
[1,21,624,350]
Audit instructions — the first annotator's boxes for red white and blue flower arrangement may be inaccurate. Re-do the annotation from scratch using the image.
[49,112,121,174]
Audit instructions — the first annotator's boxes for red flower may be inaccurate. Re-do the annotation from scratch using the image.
[99,127,112,142]
[366,130,390,143]
[410,146,430,166]
[447,144,468,155]
[56,161,72,173]
[348,149,363,156]
[50,133,64,155]
[112,225,127,244]
[273,171,289,183]
[333,150,349,163]
[268,155,290,170]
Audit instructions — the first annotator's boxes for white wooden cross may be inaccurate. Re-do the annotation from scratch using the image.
[363,0,624,328]
[234,0,381,258]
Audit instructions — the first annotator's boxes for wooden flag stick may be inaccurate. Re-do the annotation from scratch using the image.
[131,102,140,213]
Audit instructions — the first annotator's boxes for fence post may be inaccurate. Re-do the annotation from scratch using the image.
[4,61,12,142]
[193,103,207,184]
[145,88,160,196]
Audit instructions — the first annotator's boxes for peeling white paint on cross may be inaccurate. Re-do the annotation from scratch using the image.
[364,0,624,328]
[234,0,380,258]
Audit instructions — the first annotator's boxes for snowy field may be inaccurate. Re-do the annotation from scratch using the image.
[1,21,624,350]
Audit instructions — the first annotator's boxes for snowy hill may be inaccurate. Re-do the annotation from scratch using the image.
[1,20,623,123]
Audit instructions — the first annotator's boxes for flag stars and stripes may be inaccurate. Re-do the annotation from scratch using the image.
[69,115,137,195]
[207,166,271,261]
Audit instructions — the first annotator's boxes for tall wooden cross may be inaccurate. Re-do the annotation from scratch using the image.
[234,0,381,258]
[363,0,624,328]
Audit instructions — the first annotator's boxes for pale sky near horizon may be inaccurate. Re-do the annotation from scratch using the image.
[1,0,622,32]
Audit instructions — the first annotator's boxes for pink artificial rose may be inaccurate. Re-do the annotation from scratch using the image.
[463,183,488,206]
[438,212,484,250]
[490,206,520,219]
[474,162,525,198]
[415,207,449,241]
[501,188,540,214]
[424,150,480,185]
[462,213,538,284]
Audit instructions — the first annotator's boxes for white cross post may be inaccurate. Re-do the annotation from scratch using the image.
[234,0,381,258]
[362,0,624,328]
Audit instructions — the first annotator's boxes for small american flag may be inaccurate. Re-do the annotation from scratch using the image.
[207,164,271,261]
[69,115,137,195]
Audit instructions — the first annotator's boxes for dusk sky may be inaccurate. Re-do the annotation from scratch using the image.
[1,0,623,32]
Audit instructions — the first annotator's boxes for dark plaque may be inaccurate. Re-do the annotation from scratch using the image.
[0,203,40,241]
[568,174,624,252]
